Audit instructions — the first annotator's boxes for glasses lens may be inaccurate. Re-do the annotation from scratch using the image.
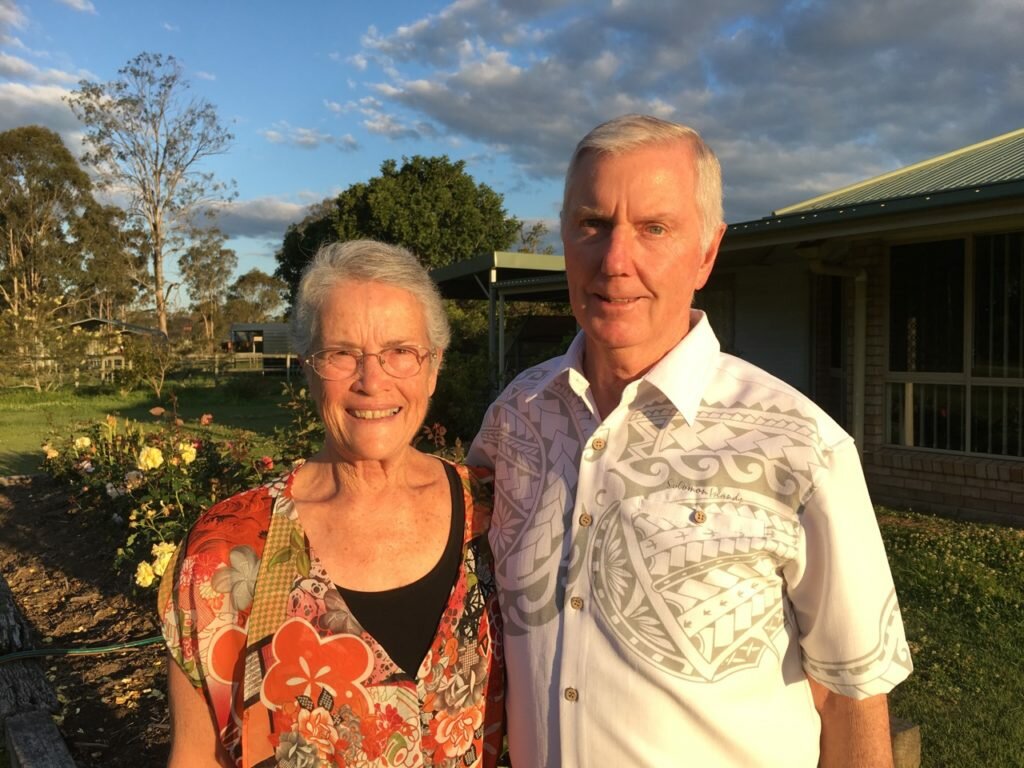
[314,350,356,380]
[381,347,425,378]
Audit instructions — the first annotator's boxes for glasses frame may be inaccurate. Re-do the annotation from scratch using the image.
[305,345,436,381]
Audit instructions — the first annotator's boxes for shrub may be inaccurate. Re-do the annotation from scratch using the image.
[41,411,277,587]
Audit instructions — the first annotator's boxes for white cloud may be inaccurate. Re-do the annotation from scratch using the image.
[195,70,216,81]
[354,0,1024,222]
[259,121,360,152]
[0,81,80,139]
[0,0,27,32]
[207,197,312,239]
[55,0,96,13]
[162,21,179,32]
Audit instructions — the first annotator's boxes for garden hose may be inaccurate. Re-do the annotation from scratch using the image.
[0,635,163,664]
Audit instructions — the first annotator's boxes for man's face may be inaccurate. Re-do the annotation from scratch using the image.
[562,141,725,372]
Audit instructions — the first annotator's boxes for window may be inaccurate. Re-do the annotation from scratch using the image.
[887,232,1024,457]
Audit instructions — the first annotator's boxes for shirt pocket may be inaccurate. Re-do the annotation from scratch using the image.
[633,499,768,549]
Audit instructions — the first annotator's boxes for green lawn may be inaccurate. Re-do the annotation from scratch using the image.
[0,374,294,475]
[881,509,1024,767]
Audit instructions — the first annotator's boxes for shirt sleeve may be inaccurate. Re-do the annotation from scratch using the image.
[783,440,914,699]
[158,492,266,740]
[466,403,498,471]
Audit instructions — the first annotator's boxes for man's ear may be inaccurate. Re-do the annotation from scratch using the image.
[696,222,727,290]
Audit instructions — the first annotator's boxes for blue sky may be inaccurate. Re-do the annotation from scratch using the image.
[3,0,1023,291]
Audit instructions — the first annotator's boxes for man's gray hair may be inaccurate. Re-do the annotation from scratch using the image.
[290,239,451,361]
[561,114,724,252]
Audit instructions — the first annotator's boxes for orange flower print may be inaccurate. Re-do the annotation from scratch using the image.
[207,623,247,724]
[429,707,483,761]
[296,707,340,761]
[262,618,373,717]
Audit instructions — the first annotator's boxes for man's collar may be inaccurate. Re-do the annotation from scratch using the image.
[643,310,720,424]
[521,311,720,423]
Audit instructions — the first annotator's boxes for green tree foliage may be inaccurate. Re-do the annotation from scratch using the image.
[224,269,288,324]
[275,198,339,302]
[178,227,237,350]
[75,204,145,320]
[275,155,520,297]
[121,333,177,399]
[67,52,235,336]
[0,126,129,389]
[0,125,91,316]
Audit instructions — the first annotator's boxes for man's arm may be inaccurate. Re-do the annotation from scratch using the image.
[810,677,894,768]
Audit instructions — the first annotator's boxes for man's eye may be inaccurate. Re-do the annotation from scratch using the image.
[389,346,418,357]
[646,224,666,235]
[328,350,357,363]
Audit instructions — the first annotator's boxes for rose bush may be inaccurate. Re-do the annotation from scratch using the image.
[41,411,278,588]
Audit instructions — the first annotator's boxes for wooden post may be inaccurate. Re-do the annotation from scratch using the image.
[891,716,921,768]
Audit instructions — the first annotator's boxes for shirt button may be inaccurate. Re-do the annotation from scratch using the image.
[570,596,584,610]
[579,513,593,527]
[564,687,579,702]
[591,437,607,451]
[693,509,707,524]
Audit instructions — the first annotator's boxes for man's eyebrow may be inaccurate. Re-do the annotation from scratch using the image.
[571,205,608,218]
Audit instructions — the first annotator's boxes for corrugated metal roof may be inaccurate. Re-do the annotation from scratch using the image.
[775,127,1024,215]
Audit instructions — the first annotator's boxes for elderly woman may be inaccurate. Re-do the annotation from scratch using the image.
[159,240,503,768]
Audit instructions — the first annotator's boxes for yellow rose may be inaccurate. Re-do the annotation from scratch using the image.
[137,446,164,471]
[73,436,92,450]
[43,445,59,460]
[152,542,177,577]
[177,442,197,465]
[135,561,156,588]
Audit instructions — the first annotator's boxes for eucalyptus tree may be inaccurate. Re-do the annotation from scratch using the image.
[67,52,235,335]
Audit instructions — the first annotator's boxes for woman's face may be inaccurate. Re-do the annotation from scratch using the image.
[306,279,439,465]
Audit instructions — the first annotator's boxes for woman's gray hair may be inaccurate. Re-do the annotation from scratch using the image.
[561,114,724,253]
[290,239,451,361]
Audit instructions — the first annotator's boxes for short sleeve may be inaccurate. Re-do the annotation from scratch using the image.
[157,488,271,743]
[783,440,913,698]
[466,408,498,471]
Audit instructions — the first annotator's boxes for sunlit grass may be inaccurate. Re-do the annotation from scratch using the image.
[0,375,293,475]
[880,509,1024,767]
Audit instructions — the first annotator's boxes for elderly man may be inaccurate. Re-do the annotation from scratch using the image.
[468,115,912,767]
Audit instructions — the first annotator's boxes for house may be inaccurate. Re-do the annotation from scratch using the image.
[227,322,294,355]
[66,317,165,379]
[715,127,1024,524]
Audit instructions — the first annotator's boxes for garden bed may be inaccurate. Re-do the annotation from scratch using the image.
[0,476,169,767]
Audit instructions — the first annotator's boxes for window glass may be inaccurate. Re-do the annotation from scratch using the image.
[973,232,1024,378]
[889,240,964,372]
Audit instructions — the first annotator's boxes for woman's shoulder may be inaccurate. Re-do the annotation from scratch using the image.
[444,460,494,538]
[181,471,295,561]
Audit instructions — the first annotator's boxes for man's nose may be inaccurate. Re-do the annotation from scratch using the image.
[600,224,635,276]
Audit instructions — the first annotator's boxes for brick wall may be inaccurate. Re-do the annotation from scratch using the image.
[845,241,1024,526]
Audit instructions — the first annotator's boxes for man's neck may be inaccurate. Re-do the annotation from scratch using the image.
[583,339,679,420]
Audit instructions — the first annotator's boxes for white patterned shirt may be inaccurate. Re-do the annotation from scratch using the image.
[468,311,912,768]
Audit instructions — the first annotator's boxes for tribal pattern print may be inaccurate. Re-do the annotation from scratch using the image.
[480,367,905,687]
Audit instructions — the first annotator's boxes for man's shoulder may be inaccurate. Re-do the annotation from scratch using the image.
[493,352,571,403]
[709,353,850,448]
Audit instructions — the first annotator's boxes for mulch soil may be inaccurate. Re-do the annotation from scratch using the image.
[0,475,170,767]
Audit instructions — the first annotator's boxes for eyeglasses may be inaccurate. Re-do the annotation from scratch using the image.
[306,345,436,381]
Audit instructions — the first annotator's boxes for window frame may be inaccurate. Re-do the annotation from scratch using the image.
[885,230,1024,459]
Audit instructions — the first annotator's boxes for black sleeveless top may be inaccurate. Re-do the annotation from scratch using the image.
[336,461,464,675]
